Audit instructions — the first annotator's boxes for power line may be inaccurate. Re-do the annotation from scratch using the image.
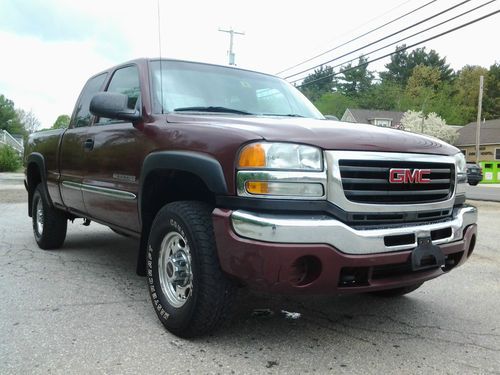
[296,9,500,89]
[276,0,436,75]
[284,0,472,80]
[289,0,496,85]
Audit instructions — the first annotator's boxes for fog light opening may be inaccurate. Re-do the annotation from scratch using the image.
[289,256,322,286]
[467,234,476,258]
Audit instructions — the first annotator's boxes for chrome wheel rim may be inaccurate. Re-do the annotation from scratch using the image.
[158,231,193,308]
[35,198,44,235]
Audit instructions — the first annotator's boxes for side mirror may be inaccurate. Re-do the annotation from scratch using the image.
[90,92,142,123]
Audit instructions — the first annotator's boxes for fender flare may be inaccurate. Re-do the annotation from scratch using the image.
[136,151,228,276]
[138,150,228,224]
[26,153,52,215]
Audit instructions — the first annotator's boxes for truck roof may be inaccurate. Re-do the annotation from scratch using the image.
[90,57,277,81]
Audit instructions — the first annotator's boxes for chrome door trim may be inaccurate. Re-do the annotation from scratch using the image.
[62,181,136,200]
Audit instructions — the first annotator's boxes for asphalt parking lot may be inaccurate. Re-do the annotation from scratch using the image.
[0,184,499,374]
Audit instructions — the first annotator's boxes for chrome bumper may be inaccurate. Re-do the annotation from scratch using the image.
[231,205,477,255]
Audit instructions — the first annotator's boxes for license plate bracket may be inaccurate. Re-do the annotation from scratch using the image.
[411,236,445,271]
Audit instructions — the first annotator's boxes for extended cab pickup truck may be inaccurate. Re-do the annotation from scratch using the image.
[25,58,477,338]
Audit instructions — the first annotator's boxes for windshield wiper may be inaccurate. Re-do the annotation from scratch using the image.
[173,106,253,115]
[261,113,305,118]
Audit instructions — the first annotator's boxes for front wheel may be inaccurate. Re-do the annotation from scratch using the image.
[32,184,67,249]
[147,201,235,338]
[370,283,423,297]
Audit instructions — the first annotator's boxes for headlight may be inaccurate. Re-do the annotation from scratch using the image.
[238,142,323,171]
[454,152,467,174]
[236,142,326,199]
[454,152,467,185]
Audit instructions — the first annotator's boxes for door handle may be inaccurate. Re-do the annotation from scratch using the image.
[83,138,94,151]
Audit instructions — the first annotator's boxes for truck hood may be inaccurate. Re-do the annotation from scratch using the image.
[166,114,459,156]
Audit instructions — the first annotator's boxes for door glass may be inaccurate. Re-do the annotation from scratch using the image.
[98,65,140,125]
[71,73,107,128]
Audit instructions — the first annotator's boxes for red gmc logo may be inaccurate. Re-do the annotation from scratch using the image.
[389,168,431,184]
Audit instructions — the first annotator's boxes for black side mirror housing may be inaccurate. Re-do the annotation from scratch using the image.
[90,92,142,123]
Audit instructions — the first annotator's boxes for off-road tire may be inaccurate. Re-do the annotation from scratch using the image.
[32,184,67,249]
[370,282,423,297]
[147,201,235,338]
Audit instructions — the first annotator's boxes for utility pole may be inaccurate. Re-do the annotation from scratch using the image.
[218,27,245,65]
[475,75,484,164]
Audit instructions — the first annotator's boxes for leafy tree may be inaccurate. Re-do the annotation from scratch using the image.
[336,56,373,97]
[300,65,335,101]
[357,80,404,111]
[401,110,458,144]
[453,65,489,124]
[314,92,356,119]
[0,94,25,136]
[483,62,500,119]
[403,65,442,113]
[52,114,70,129]
[380,45,454,86]
[426,83,465,125]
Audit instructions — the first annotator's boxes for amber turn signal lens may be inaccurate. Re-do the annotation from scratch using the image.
[238,144,266,168]
[245,181,269,194]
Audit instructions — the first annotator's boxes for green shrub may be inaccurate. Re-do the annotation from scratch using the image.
[0,145,22,172]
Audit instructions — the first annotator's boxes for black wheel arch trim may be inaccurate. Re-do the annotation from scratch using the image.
[26,152,52,216]
[136,151,228,276]
[139,151,228,198]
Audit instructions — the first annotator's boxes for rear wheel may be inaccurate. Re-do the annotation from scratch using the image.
[147,201,235,338]
[370,283,423,297]
[32,184,67,249]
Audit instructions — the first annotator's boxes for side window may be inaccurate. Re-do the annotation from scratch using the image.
[98,65,140,124]
[71,73,107,128]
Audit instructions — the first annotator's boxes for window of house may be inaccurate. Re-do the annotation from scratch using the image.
[460,149,467,157]
[71,73,107,128]
[496,148,500,160]
[373,119,391,127]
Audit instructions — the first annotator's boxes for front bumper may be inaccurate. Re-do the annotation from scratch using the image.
[231,205,477,254]
[212,206,477,294]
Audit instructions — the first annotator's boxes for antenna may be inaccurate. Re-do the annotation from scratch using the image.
[218,27,245,65]
[157,0,164,113]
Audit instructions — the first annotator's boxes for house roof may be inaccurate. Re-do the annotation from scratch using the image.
[456,119,500,146]
[344,108,405,124]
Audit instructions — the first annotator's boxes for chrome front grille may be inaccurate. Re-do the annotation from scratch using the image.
[338,159,455,204]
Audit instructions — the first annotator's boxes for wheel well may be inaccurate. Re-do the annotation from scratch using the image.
[27,162,42,217]
[136,169,216,276]
[141,169,215,227]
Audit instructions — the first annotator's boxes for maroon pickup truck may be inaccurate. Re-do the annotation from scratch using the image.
[25,58,477,338]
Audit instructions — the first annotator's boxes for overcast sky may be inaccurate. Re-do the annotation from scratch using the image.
[0,0,498,129]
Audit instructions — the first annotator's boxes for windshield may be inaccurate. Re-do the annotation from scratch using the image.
[150,60,324,119]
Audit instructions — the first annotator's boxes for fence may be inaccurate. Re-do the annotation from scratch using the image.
[0,129,24,155]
